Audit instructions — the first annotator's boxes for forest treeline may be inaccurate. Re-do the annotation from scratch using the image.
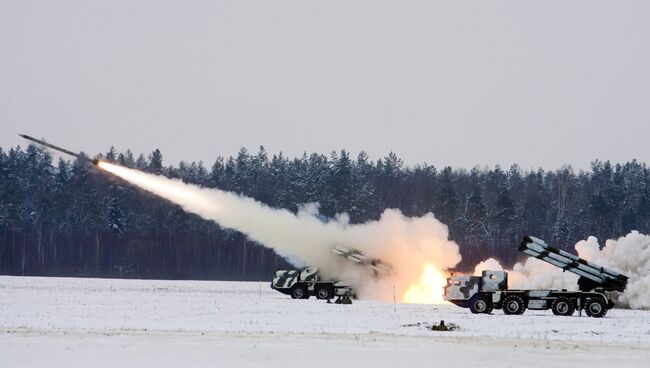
[1,144,649,280]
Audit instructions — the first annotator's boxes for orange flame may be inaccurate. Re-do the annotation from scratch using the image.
[403,263,448,304]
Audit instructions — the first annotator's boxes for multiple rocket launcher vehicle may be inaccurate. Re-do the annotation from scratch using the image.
[270,245,392,303]
[19,134,630,317]
[444,236,628,317]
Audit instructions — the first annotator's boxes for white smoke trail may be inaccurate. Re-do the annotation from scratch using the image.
[475,232,650,309]
[98,162,461,301]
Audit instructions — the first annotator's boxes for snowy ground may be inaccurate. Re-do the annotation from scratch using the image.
[1,276,649,367]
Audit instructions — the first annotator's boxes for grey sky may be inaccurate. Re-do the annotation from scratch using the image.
[1,0,649,170]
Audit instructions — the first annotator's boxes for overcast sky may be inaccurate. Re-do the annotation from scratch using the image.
[1,0,649,170]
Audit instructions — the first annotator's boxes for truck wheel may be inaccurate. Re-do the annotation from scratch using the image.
[290,286,307,299]
[316,285,332,300]
[551,297,575,316]
[585,299,607,318]
[469,295,492,314]
[502,295,526,315]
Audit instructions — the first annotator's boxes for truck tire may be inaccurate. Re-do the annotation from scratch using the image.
[585,299,607,318]
[551,297,575,316]
[502,295,526,315]
[469,294,492,314]
[316,285,333,300]
[290,285,308,299]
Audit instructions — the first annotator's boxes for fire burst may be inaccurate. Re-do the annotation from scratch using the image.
[403,263,448,304]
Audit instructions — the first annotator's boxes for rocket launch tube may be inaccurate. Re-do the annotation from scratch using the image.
[19,134,99,165]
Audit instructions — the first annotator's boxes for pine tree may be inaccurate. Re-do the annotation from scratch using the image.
[118,149,135,167]
[330,150,353,214]
[350,151,378,221]
[233,148,251,194]
[269,153,291,209]
[106,146,117,162]
[136,154,147,170]
[464,169,487,245]
[251,146,272,204]
[376,152,403,210]
[106,197,126,234]
[305,153,334,216]
[148,149,163,174]
[434,166,459,225]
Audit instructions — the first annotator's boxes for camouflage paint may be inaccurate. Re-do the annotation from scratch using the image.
[445,276,480,300]
[481,270,507,292]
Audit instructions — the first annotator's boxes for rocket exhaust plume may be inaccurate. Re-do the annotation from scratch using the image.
[97,161,461,302]
[18,133,458,302]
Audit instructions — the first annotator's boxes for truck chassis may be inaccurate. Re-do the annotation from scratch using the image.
[453,288,612,317]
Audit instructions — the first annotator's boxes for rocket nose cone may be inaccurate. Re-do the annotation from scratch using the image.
[19,134,28,139]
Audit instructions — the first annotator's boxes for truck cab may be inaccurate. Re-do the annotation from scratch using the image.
[444,271,507,311]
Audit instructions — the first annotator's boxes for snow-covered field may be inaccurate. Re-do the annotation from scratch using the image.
[1,276,649,367]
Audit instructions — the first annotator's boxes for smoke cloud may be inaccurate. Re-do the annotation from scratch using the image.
[97,162,648,309]
[575,232,650,309]
[98,162,461,300]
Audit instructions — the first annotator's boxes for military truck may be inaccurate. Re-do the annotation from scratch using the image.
[271,246,389,302]
[271,266,353,301]
[444,236,629,317]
